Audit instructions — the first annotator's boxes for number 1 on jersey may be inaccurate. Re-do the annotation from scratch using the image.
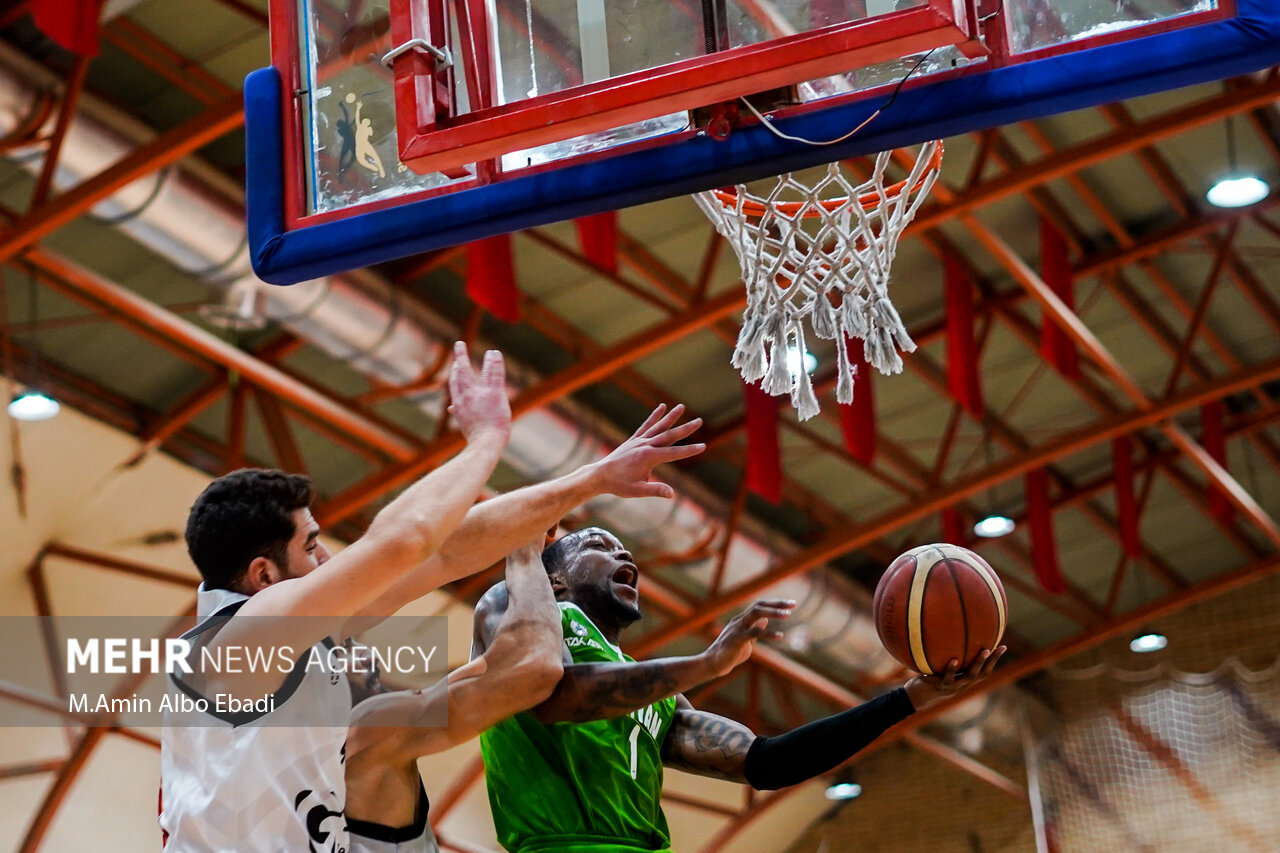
[628,724,641,780]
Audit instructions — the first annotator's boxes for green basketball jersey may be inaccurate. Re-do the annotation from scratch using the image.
[479,602,678,853]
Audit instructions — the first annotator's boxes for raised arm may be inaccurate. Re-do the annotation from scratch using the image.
[472,595,795,724]
[220,344,510,659]
[348,404,704,633]
[660,647,1006,787]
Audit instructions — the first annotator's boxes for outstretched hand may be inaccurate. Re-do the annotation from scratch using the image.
[448,342,511,445]
[588,403,706,499]
[702,599,796,678]
[902,646,1007,711]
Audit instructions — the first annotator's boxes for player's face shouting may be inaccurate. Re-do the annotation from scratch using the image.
[562,528,642,626]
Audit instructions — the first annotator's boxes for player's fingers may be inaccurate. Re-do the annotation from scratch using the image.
[481,349,505,386]
[642,403,685,439]
[980,646,1006,677]
[649,417,703,446]
[756,598,796,610]
[649,442,707,464]
[634,480,676,500]
[943,659,960,685]
[632,404,667,438]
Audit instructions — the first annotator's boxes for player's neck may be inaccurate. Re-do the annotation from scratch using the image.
[571,600,627,646]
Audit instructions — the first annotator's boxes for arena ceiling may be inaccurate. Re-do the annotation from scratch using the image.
[0,0,1279,850]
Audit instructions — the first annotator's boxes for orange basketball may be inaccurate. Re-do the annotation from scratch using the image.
[872,543,1006,675]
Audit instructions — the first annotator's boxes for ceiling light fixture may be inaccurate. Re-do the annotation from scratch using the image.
[824,781,862,801]
[1207,117,1270,208]
[786,344,818,378]
[7,389,60,421]
[1129,632,1168,654]
[4,272,60,423]
[1206,175,1269,208]
[973,514,1015,538]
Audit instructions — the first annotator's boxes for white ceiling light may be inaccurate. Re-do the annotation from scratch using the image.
[786,345,818,378]
[1129,632,1168,654]
[973,514,1015,538]
[8,390,61,422]
[1206,175,1269,208]
[824,781,862,801]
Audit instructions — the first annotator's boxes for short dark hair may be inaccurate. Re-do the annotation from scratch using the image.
[185,469,315,590]
[540,533,581,578]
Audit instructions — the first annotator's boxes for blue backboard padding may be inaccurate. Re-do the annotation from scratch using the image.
[248,0,1280,284]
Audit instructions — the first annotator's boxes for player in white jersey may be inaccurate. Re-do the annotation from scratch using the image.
[161,343,513,852]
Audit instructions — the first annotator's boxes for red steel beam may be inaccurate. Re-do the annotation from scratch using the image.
[254,387,308,474]
[29,53,91,210]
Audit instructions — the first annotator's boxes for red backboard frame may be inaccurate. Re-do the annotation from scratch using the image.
[385,0,985,177]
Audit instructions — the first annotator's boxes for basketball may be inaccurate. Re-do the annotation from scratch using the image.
[872,543,1006,675]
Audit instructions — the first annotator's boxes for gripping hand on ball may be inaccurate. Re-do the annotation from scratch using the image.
[903,645,1006,711]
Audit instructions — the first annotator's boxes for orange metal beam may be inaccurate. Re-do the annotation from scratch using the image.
[29,54,90,210]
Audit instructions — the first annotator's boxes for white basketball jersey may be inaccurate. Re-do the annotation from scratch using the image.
[160,585,352,852]
[348,783,439,853]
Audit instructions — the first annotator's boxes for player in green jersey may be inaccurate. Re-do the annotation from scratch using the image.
[341,404,707,851]
[474,527,1006,853]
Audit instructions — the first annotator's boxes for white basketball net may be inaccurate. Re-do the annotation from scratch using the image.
[694,141,942,420]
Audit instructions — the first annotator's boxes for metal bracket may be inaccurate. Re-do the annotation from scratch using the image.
[381,38,454,70]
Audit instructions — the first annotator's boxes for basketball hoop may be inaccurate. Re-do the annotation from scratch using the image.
[695,141,943,420]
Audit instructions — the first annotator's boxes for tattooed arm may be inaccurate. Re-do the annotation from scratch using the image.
[660,696,757,782]
[661,648,1006,789]
[531,599,795,724]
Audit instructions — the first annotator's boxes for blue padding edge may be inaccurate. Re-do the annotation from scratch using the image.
[248,0,1280,284]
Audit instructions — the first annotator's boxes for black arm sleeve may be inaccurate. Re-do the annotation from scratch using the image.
[743,687,915,790]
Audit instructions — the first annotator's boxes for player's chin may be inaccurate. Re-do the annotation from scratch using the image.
[609,585,642,621]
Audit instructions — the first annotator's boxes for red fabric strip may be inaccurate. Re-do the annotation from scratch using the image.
[941,507,965,546]
[840,338,876,465]
[32,0,103,55]
[744,381,782,503]
[574,211,618,275]
[1112,435,1142,559]
[1200,401,1234,525]
[1039,218,1079,378]
[1027,468,1065,593]
[465,234,520,323]
[944,254,983,417]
